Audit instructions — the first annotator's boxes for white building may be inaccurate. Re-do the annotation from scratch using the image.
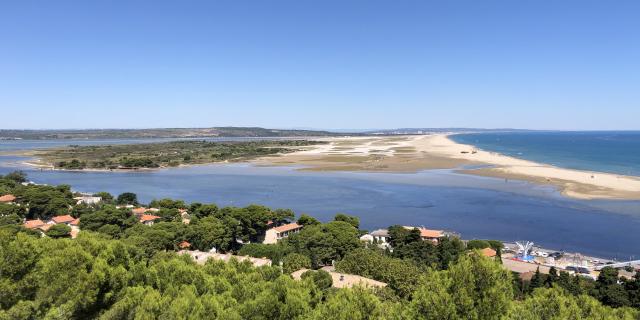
[73,196,102,205]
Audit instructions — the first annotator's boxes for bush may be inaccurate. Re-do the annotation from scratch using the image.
[282,253,312,274]
[46,224,72,238]
[301,270,333,291]
[466,239,491,250]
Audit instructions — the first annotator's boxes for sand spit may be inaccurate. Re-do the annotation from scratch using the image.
[255,134,640,200]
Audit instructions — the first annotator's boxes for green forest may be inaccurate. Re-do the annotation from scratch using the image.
[0,171,639,319]
[32,140,323,170]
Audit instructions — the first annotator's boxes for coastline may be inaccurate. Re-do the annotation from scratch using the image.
[255,134,640,200]
[9,134,640,200]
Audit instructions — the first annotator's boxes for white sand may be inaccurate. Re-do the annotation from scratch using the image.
[273,134,640,200]
[416,134,640,199]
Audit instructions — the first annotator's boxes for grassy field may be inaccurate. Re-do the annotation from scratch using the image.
[34,140,324,170]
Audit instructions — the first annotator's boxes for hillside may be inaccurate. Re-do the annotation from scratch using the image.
[0,127,349,140]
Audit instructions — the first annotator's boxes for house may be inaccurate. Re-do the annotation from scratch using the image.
[70,218,80,227]
[263,222,303,244]
[69,218,81,239]
[404,226,444,244]
[360,229,392,249]
[370,229,390,243]
[132,207,148,216]
[359,234,374,242]
[291,268,387,289]
[49,215,75,225]
[179,209,191,224]
[23,219,46,229]
[480,247,497,258]
[73,195,102,205]
[179,250,272,267]
[178,241,191,249]
[139,214,161,226]
[23,219,51,236]
[0,194,16,203]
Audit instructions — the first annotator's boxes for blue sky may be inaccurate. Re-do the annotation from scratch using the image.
[1,1,639,130]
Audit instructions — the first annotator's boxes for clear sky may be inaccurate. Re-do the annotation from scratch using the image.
[1,1,639,130]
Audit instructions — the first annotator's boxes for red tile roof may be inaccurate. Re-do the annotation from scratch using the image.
[70,218,80,226]
[272,222,302,233]
[139,214,161,223]
[418,228,444,239]
[132,207,147,215]
[480,247,497,258]
[51,215,75,224]
[24,219,45,229]
[178,241,191,249]
[404,226,444,239]
[0,194,16,202]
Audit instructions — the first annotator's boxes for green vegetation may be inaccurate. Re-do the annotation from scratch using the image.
[0,171,639,319]
[0,126,347,140]
[35,140,324,170]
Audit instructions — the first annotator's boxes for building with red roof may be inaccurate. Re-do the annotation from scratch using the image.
[132,207,148,216]
[403,226,445,244]
[139,214,161,226]
[263,222,302,244]
[0,194,16,203]
[24,219,46,229]
[49,215,75,225]
[480,247,497,258]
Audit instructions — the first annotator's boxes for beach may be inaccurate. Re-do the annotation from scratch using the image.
[256,134,640,200]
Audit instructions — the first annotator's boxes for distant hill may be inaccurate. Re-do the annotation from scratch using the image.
[0,127,351,140]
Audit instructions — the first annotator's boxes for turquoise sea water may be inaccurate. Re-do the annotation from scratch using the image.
[451,131,640,177]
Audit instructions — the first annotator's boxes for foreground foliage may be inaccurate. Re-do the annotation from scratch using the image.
[0,231,636,320]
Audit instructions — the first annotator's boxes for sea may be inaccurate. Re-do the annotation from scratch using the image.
[451,131,640,177]
[1,132,639,260]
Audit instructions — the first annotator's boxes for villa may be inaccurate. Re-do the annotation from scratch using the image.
[404,226,445,244]
[263,222,303,244]
[73,195,102,205]
[48,215,75,225]
[139,214,161,226]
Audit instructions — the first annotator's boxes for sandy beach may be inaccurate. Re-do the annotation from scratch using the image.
[256,134,640,200]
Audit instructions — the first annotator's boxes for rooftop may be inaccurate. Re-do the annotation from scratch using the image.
[51,215,75,224]
[139,214,161,223]
[0,194,16,202]
[480,247,497,258]
[370,229,389,237]
[132,207,147,215]
[271,222,302,233]
[404,226,444,238]
[24,219,45,229]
